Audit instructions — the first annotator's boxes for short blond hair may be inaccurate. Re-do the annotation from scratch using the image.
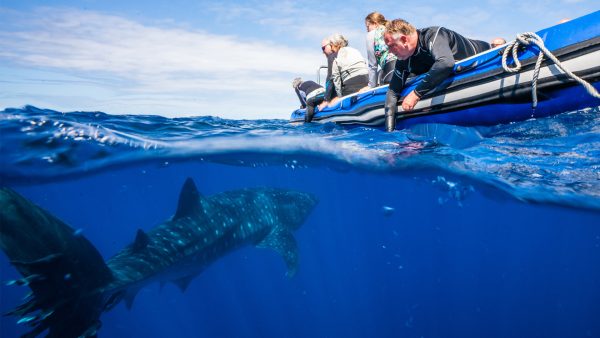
[385,19,416,38]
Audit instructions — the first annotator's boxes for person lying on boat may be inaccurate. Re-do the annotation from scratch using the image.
[364,12,397,88]
[321,36,338,106]
[292,77,326,123]
[383,19,490,131]
[321,34,370,108]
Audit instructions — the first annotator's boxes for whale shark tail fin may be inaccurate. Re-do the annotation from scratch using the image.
[0,187,113,338]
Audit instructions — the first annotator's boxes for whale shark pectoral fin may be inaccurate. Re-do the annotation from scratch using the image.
[132,229,150,252]
[173,178,205,220]
[173,275,196,293]
[124,288,140,310]
[257,227,299,278]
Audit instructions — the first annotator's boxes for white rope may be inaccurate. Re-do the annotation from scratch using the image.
[501,32,600,109]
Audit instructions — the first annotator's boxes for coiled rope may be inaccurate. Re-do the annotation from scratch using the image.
[501,32,600,109]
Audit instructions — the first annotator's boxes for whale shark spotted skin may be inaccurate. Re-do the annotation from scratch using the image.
[0,178,317,338]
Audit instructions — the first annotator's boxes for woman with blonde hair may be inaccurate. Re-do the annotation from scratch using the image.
[365,12,397,87]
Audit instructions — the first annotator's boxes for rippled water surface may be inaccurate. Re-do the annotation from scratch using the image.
[2,105,599,209]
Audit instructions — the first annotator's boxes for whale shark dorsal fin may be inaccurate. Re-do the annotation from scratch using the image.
[257,226,299,277]
[174,178,204,220]
[132,229,150,252]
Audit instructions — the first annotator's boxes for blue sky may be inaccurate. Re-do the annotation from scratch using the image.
[0,0,597,119]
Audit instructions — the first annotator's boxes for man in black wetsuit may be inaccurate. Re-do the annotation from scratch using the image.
[383,19,490,131]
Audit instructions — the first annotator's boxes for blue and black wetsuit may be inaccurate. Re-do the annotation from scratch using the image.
[295,80,325,122]
[385,26,490,131]
[324,52,338,102]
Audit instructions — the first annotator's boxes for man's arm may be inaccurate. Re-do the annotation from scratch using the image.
[413,28,455,98]
[388,61,409,94]
[326,52,336,81]
[384,62,409,131]
[323,79,335,102]
[294,87,307,108]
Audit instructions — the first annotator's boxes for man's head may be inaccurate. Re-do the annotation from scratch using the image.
[384,19,418,60]
[321,37,333,56]
[490,37,506,48]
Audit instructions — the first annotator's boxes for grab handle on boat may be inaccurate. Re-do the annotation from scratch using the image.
[455,60,480,73]
[316,66,328,85]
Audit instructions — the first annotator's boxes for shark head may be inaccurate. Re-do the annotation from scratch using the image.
[272,190,318,230]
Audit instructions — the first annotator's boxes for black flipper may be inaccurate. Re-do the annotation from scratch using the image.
[0,187,113,338]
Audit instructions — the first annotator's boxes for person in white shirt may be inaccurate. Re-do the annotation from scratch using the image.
[325,33,369,107]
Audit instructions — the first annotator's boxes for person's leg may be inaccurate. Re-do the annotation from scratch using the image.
[384,89,399,132]
[341,75,369,96]
[305,96,323,123]
[305,104,315,122]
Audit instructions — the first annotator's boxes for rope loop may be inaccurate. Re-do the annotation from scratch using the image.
[501,32,599,109]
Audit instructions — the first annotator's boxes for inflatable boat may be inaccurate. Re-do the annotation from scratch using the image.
[290,11,600,129]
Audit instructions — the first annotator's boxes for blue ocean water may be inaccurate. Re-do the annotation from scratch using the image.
[1,105,599,338]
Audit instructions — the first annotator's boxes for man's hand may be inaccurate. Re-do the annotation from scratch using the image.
[401,91,420,111]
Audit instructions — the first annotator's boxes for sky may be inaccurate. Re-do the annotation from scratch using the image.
[0,0,597,119]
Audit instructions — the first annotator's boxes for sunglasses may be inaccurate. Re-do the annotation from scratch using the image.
[321,44,329,52]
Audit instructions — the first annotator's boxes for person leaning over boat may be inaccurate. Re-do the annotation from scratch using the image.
[383,19,490,131]
[364,12,397,88]
[325,34,369,107]
[292,77,325,123]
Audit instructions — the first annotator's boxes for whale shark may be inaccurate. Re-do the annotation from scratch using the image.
[0,178,317,338]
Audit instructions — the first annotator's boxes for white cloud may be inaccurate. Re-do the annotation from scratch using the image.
[204,1,366,53]
[0,7,326,118]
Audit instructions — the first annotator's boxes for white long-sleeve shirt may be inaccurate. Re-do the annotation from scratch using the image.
[331,46,369,97]
[366,30,378,87]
